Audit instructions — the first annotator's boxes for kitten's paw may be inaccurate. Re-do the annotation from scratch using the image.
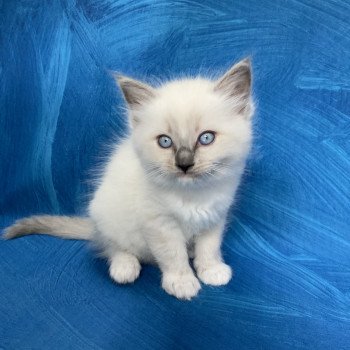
[162,272,201,300]
[196,262,232,286]
[109,255,141,284]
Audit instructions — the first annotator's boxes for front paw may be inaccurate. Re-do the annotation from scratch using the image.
[109,257,141,284]
[162,272,201,300]
[196,262,232,286]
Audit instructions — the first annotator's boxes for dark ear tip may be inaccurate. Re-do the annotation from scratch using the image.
[239,57,252,70]
[107,70,126,85]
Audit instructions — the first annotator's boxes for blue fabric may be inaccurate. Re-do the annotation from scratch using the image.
[1,1,349,349]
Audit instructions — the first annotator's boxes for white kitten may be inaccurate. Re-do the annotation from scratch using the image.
[5,58,254,300]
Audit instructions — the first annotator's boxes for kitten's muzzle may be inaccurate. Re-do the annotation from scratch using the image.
[175,147,195,174]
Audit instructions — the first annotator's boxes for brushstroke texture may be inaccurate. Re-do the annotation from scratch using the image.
[0,0,349,349]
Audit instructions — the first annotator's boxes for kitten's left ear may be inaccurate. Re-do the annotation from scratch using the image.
[112,73,155,108]
[214,58,253,116]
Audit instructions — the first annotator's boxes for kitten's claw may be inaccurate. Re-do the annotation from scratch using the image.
[196,262,232,286]
[109,255,141,284]
[162,272,201,300]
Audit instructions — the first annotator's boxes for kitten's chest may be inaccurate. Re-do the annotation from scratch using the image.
[168,194,231,235]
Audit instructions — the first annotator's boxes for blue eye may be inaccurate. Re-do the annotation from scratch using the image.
[158,135,173,148]
[198,131,215,145]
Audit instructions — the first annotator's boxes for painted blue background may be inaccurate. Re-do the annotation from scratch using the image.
[1,0,349,349]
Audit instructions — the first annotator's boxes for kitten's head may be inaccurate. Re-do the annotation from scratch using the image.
[115,58,254,188]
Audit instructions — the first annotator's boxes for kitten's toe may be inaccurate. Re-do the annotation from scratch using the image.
[162,272,201,300]
[196,262,232,286]
[109,255,141,284]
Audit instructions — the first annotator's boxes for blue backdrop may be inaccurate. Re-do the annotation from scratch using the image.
[1,1,349,349]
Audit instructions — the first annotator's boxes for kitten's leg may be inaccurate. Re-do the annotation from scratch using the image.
[187,238,195,259]
[109,251,141,284]
[194,225,232,286]
[146,222,200,300]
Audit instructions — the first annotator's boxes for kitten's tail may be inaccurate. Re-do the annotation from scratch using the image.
[3,215,94,240]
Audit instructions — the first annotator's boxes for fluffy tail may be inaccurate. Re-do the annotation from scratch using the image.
[3,215,94,240]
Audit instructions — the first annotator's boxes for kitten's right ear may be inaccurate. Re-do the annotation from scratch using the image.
[112,73,155,109]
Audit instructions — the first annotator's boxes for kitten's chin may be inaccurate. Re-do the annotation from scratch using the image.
[175,174,197,184]
[171,171,223,189]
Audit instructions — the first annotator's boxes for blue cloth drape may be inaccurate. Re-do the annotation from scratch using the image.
[0,1,349,349]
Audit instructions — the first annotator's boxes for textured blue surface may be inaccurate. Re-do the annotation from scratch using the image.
[1,1,350,349]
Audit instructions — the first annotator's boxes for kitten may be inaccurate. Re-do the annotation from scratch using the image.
[4,58,254,300]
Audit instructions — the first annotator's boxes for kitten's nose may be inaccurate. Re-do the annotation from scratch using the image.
[175,147,195,174]
[176,163,194,173]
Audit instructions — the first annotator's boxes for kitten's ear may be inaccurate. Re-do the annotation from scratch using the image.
[214,58,252,115]
[113,73,155,108]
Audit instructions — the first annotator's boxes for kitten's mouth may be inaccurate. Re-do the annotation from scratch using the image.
[175,170,201,179]
[175,166,221,181]
[176,172,192,178]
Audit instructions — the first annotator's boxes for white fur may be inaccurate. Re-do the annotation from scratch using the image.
[89,59,254,299]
